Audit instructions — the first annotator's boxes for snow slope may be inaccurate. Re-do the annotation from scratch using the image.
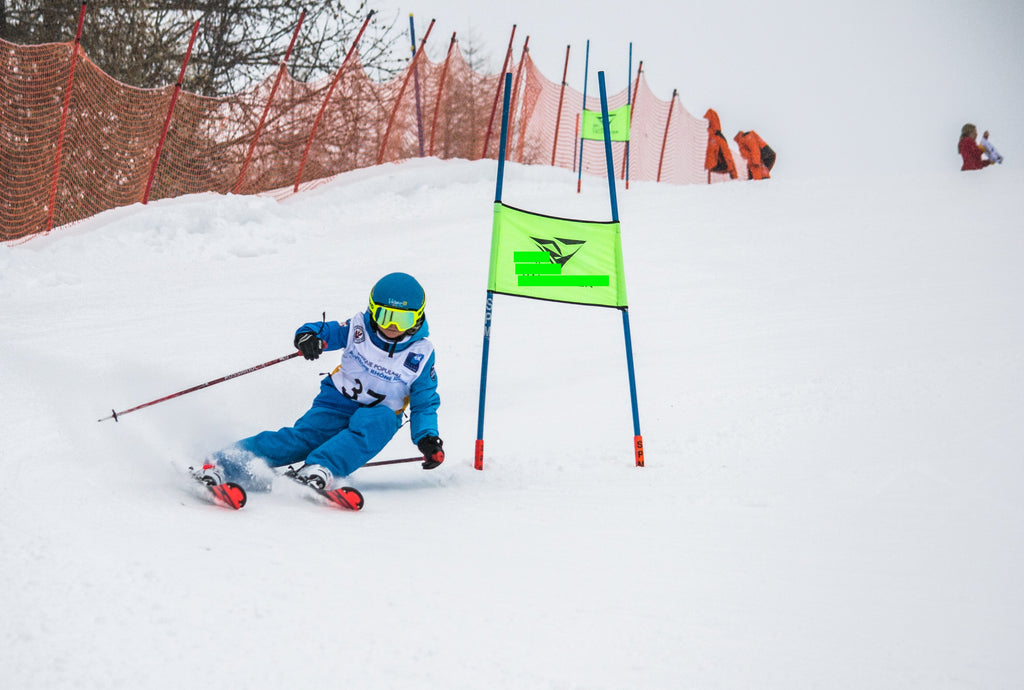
[2,158,1023,688]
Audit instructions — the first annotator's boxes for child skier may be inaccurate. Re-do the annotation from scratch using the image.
[981,130,1004,164]
[198,272,444,492]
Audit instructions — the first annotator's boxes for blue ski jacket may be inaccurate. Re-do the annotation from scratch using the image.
[295,313,440,443]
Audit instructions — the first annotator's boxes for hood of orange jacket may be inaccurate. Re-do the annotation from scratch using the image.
[704,108,723,133]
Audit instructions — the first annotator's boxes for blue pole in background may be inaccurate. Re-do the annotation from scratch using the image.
[598,71,644,467]
[409,15,425,156]
[576,40,590,193]
[475,72,514,470]
[625,42,632,189]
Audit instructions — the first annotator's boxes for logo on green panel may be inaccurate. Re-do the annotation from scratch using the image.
[513,237,610,287]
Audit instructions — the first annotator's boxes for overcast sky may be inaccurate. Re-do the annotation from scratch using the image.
[372,0,1024,178]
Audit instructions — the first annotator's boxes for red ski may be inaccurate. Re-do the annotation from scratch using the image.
[281,467,364,511]
[201,480,247,510]
[314,486,365,511]
[189,466,247,509]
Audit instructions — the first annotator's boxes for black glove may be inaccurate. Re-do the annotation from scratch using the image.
[417,435,444,469]
[294,330,323,360]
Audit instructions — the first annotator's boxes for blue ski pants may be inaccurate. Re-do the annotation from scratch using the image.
[213,402,401,489]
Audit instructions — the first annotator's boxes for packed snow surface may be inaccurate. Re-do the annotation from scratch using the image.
[2,158,1023,688]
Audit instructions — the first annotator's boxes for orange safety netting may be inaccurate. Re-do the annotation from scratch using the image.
[1,35,711,242]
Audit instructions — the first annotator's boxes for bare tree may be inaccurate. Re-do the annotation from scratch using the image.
[0,1,405,96]
[1,0,70,44]
[456,27,496,74]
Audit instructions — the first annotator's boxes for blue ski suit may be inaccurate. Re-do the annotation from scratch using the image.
[213,313,440,489]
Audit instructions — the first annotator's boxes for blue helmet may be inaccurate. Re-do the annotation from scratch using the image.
[368,272,425,334]
[370,272,424,310]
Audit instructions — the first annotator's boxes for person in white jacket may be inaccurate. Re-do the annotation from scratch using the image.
[981,131,1004,164]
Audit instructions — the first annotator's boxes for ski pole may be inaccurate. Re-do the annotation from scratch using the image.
[362,456,423,467]
[98,351,303,422]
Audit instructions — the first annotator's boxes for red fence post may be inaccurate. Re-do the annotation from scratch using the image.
[551,45,571,167]
[481,25,517,160]
[232,10,305,195]
[377,19,435,165]
[44,0,87,234]
[656,88,678,183]
[293,11,374,193]
[143,19,200,204]
[428,32,458,157]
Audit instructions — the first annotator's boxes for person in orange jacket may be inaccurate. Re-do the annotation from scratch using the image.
[734,130,775,180]
[704,108,738,179]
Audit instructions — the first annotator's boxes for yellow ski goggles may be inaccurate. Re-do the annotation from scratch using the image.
[368,296,424,332]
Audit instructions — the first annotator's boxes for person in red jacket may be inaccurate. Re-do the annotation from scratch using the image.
[959,123,991,171]
[704,108,738,180]
[734,130,774,180]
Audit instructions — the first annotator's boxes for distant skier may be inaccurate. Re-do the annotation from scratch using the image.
[198,272,444,492]
[958,123,992,171]
[980,130,1003,164]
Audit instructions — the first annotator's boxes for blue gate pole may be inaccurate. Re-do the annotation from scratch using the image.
[625,42,632,189]
[598,71,645,467]
[475,72,514,471]
[576,40,590,193]
[409,15,425,156]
